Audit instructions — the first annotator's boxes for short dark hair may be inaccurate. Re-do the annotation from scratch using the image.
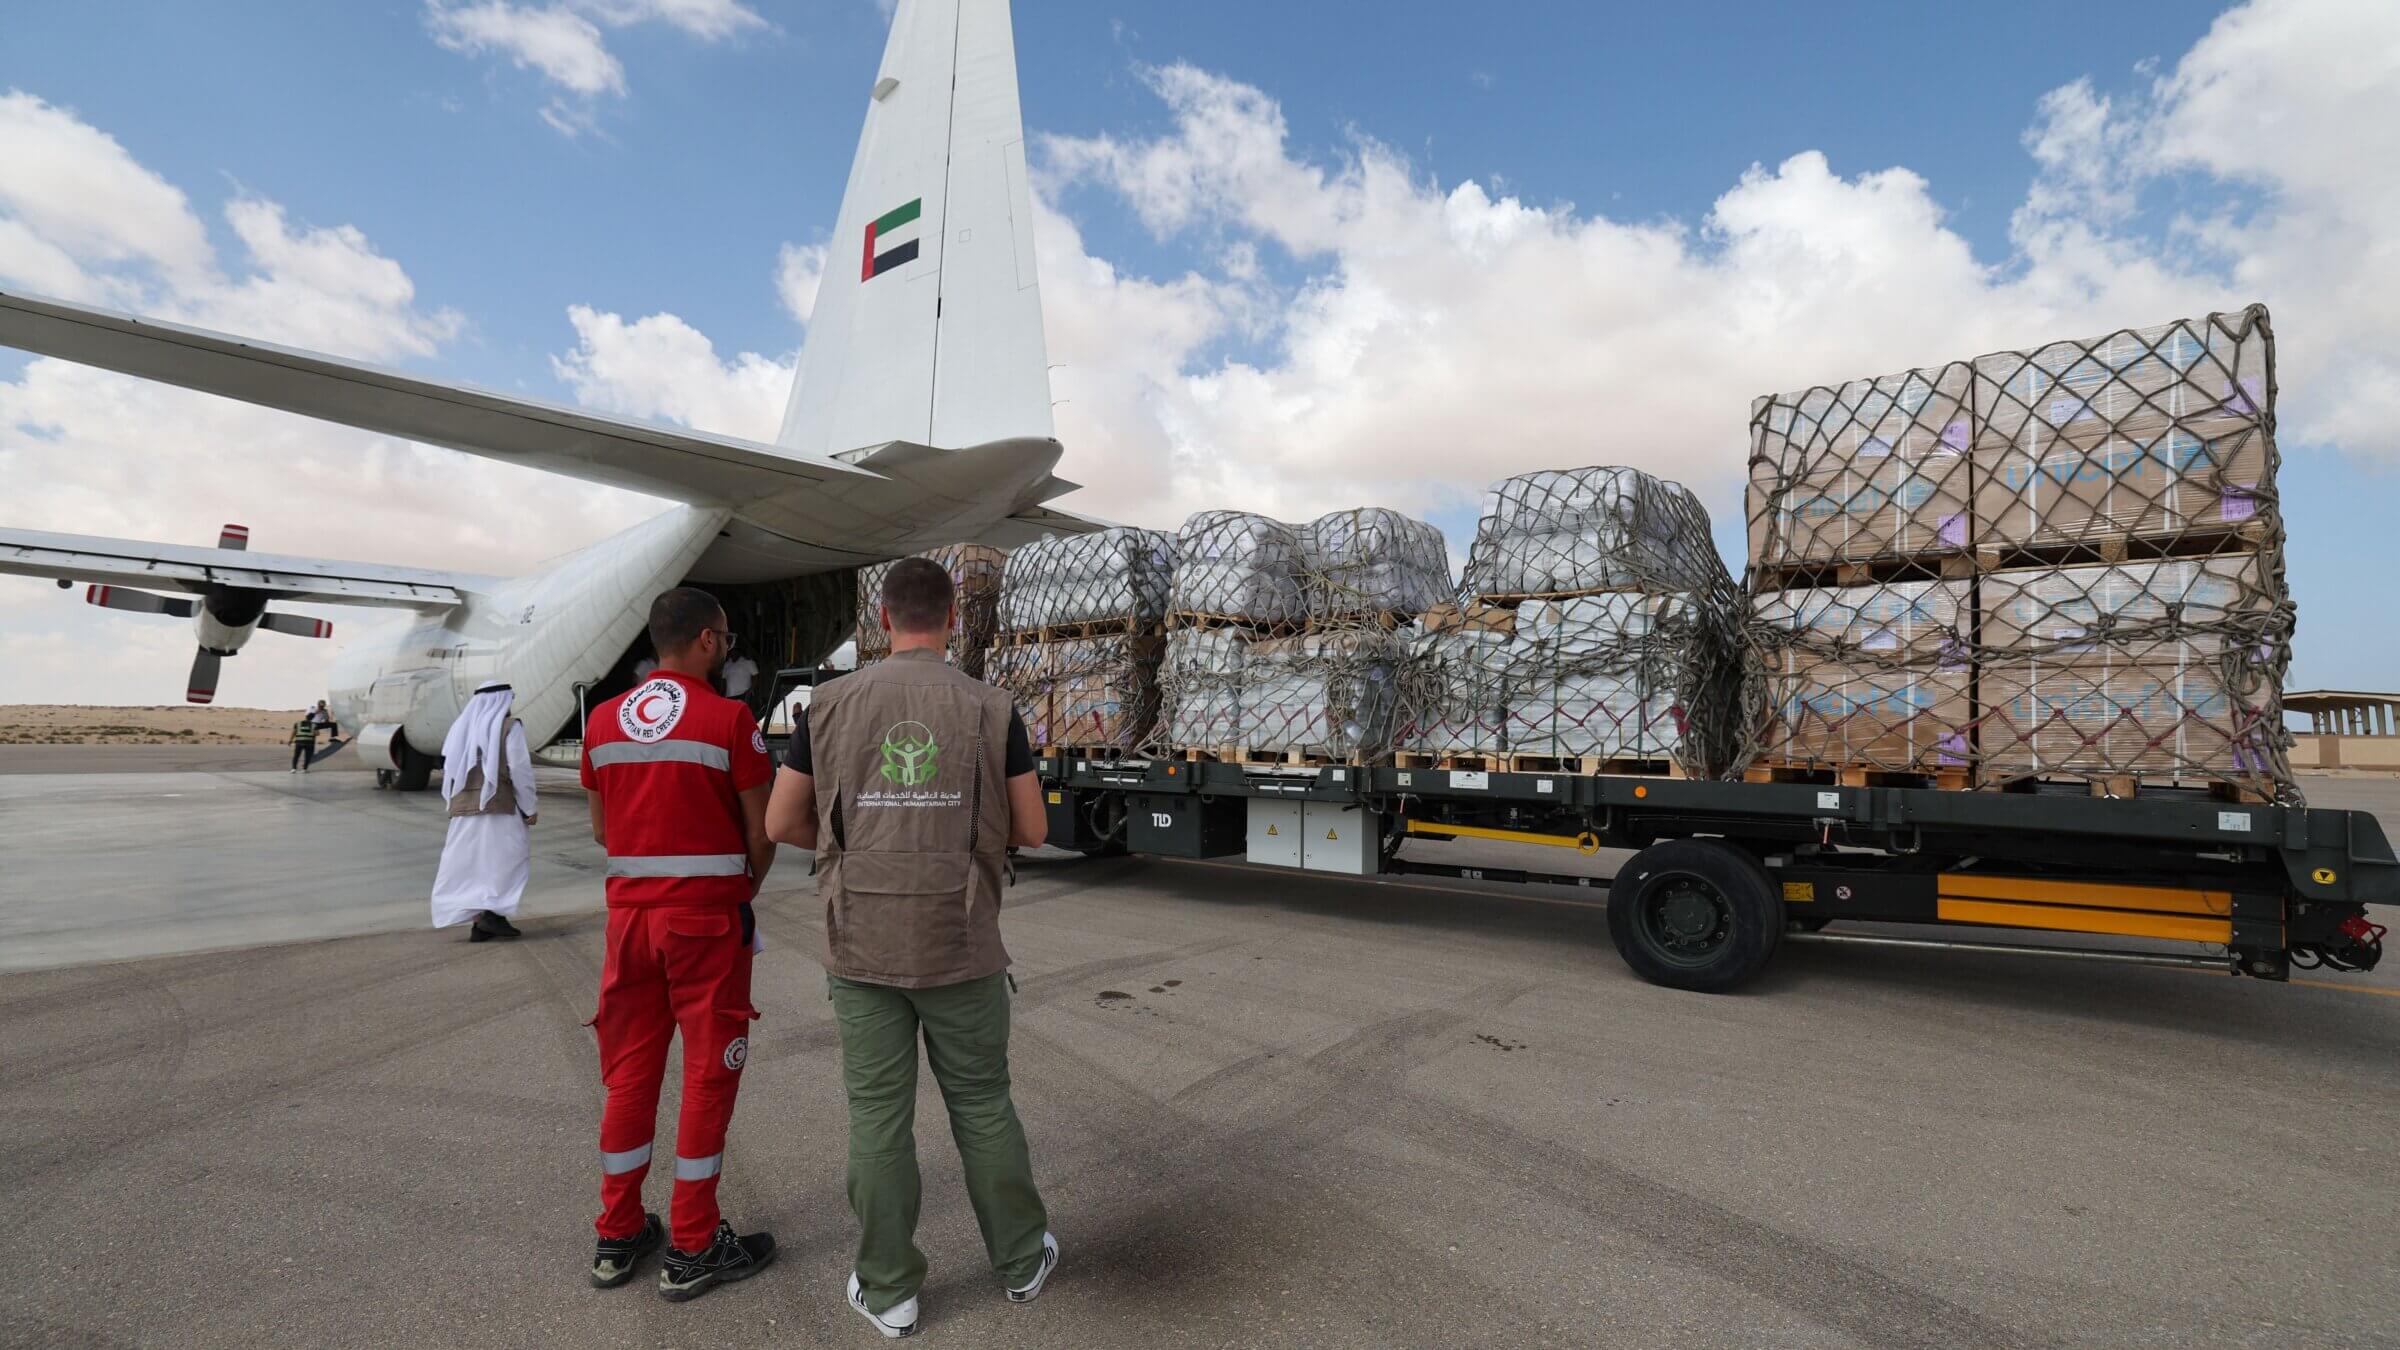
[647,587,725,657]
[881,557,954,635]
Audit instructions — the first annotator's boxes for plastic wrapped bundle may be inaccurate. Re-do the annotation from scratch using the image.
[1238,630,1405,761]
[1300,508,1450,620]
[1161,628,1244,749]
[1171,511,1306,625]
[1398,627,1511,755]
[853,543,1008,677]
[1461,468,1722,600]
[995,528,1177,634]
[987,643,1055,745]
[1502,595,1686,761]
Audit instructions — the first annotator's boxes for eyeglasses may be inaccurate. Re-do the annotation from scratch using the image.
[714,629,738,651]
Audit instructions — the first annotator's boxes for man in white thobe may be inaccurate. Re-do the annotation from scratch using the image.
[430,682,539,941]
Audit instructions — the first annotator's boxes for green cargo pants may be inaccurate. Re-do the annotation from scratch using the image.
[828,971,1050,1313]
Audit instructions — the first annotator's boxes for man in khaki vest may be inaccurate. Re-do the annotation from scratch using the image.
[766,557,1057,1338]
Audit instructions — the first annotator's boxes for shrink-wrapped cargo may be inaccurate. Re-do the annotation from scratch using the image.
[1170,511,1306,624]
[995,528,1176,633]
[1462,467,1723,599]
[1503,595,1687,761]
[1300,508,1450,620]
[1162,628,1244,749]
[1424,465,1757,776]
[1237,630,1406,761]
[987,634,1163,754]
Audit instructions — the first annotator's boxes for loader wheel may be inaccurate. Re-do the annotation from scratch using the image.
[1607,839,1782,993]
[394,736,438,792]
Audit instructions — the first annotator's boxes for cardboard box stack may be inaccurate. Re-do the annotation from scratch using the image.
[1400,466,1755,776]
[854,543,1009,678]
[1157,508,1446,763]
[1745,305,2294,797]
[986,528,1176,754]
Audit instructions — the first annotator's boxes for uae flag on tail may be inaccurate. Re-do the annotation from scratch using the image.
[861,197,922,281]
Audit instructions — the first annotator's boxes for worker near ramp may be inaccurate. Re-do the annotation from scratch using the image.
[764,557,1059,1339]
[579,588,780,1301]
[429,681,535,942]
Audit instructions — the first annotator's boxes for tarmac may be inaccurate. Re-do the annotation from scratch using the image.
[2,747,2396,1348]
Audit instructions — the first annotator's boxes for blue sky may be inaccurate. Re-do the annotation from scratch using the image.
[2,0,2395,704]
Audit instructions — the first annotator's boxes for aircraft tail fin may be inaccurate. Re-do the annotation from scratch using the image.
[777,0,1053,459]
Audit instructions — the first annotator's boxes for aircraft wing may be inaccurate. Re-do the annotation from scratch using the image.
[976,498,1113,549]
[0,527,478,607]
[0,289,879,506]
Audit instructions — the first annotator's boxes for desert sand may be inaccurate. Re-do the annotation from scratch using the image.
[0,704,312,746]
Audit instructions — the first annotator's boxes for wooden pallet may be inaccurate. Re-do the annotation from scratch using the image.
[1395,750,1503,772]
[1471,586,1649,609]
[1752,520,2274,591]
[1744,760,1973,791]
[1167,611,1303,638]
[1179,744,1366,768]
[1038,743,1145,761]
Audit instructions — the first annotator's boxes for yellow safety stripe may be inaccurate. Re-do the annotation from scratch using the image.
[1936,898,2232,945]
[1937,874,2232,917]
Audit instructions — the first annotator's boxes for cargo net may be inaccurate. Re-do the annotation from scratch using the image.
[1406,466,1760,777]
[1744,304,2296,800]
[1152,509,1448,763]
[987,528,1177,754]
[855,544,1009,679]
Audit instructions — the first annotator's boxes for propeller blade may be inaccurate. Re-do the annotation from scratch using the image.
[186,649,221,705]
[258,612,333,639]
[217,523,250,551]
[86,584,198,619]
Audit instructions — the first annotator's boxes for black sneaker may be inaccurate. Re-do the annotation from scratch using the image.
[591,1213,663,1288]
[657,1220,777,1302]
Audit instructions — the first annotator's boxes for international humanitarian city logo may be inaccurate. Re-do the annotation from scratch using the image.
[880,721,939,786]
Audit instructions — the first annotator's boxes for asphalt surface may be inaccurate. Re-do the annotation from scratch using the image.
[2,754,2396,1348]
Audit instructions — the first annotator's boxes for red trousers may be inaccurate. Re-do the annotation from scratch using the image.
[590,905,758,1252]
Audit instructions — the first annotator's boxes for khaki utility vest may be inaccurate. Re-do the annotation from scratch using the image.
[446,718,525,818]
[810,648,1013,988]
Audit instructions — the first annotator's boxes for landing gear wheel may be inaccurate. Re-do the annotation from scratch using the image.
[1607,839,1782,993]
[393,736,438,792]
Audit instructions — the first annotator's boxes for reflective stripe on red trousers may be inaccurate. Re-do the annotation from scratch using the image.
[588,904,758,1251]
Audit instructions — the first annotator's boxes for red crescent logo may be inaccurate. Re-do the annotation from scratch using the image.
[634,693,665,723]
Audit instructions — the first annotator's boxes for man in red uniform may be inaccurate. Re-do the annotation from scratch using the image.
[579,588,780,1300]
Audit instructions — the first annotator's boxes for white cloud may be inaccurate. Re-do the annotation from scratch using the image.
[550,303,792,441]
[424,0,766,135]
[0,90,214,298]
[428,3,625,97]
[775,241,827,325]
[0,98,659,707]
[1030,0,2400,539]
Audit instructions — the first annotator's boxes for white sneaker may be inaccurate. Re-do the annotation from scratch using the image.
[847,1273,919,1338]
[1006,1232,1059,1304]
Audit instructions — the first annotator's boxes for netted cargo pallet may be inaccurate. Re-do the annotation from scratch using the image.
[1155,508,1450,766]
[1401,467,1762,780]
[855,543,1008,678]
[1744,304,2296,802]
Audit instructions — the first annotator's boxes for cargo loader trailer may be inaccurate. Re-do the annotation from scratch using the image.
[1035,756,2395,993]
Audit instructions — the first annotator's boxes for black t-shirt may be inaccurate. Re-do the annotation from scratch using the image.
[784,708,1036,778]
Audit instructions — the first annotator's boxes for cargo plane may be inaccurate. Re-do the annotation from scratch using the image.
[0,0,1083,786]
